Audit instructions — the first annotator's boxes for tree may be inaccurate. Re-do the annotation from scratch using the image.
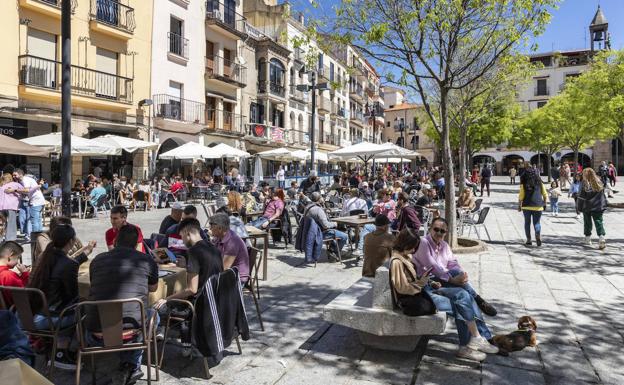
[329,0,558,246]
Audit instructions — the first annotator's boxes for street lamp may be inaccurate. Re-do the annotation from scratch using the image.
[297,73,329,170]
[139,98,154,178]
[61,0,72,217]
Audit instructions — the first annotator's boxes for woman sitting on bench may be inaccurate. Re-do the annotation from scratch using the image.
[389,228,498,362]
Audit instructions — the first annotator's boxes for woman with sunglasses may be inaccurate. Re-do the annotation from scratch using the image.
[391,228,498,361]
[413,218,497,317]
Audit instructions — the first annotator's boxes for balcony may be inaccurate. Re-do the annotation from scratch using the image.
[206,109,245,136]
[168,32,189,62]
[366,83,377,96]
[206,55,246,87]
[318,65,331,81]
[330,102,339,117]
[318,97,331,114]
[19,0,77,18]
[337,107,347,119]
[534,86,550,97]
[19,55,133,108]
[153,94,206,124]
[246,123,289,144]
[258,81,286,98]
[289,85,307,103]
[89,0,136,40]
[206,0,246,39]
[321,135,341,147]
[349,111,365,127]
[349,85,364,102]
[351,58,366,79]
[294,47,305,63]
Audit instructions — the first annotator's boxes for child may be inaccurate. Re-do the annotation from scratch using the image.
[548,181,562,216]
[0,241,28,306]
[568,174,582,219]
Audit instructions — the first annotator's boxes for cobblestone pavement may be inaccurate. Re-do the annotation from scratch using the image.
[27,176,624,385]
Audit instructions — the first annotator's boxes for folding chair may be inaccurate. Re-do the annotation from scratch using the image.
[0,286,77,380]
[74,298,159,385]
[464,206,492,241]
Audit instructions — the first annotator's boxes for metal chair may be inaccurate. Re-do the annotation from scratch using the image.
[74,298,159,385]
[244,246,264,331]
[464,206,492,241]
[201,202,218,228]
[133,190,148,212]
[0,286,77,380]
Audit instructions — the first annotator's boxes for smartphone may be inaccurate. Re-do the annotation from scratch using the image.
[423,266,434,277]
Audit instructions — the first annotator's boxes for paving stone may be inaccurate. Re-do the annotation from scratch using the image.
[539,342,600,383]
[414,361,481,385]
[482,364,546,385]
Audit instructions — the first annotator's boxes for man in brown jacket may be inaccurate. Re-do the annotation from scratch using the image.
[362,215,395,277]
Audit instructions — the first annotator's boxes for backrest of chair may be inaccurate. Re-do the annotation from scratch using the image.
[0,286,48,331]
[135,190,146,201]
[291,207,302,226]
[349,209,365,216]
[476,207,490,224]
[96,194,109,206]
[76,298,146,348]
[473,198,483,212]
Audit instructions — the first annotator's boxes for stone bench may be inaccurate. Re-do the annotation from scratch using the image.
[322,265,447,352]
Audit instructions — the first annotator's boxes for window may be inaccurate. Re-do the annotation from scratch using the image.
[270,106,283,127]
[318,53,324,69]
[250,102,264,124]
[386,121,390,127]
[330,62,334,82]
[269,58,285,95]
[535,78,548,96]
[413,117,419,130]
[411,135,420,149]
[25,29,57,88]
[169,17,184,56]
[96,47,118,99]
[162,81,182,119]
[537,101,547,108]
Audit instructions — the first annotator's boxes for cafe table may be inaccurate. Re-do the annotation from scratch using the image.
[78,260,187,305]
[333,215,376,252]
[245,225,269,281]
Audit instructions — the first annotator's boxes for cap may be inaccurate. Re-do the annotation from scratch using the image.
[361,181,368,187]
[310,192,322,202]
[171,202,184,210]
[374,214,390,227]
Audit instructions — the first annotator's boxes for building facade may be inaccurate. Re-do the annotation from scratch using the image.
[0,0,153,181]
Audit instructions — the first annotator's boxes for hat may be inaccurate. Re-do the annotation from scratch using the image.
[374,214,390,227]
[171,202,184,210]
[361,181,369,188]
[310,192,322,202]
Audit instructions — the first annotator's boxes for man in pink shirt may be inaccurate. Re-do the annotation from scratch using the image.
[413,217,497,317]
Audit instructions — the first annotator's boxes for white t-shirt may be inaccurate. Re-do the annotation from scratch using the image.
[276,169,285,181]
[341,197,369,217]
[22,175,46,207]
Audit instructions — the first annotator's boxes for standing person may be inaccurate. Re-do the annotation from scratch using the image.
[276,165,286,189]
[598,161,609,188]
[13,169,45,239]
[479,165,491,197]
[548,181,561,217]
[298,171,321,195]
[470,166,479,186]
[568,173,582,219]
[608,161,617,188]
[518,169,548,246]
[0,173,23,241]
[578,168,608,249]
[509,166,517,185]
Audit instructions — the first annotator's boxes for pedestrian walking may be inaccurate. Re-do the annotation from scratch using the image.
[480,165,491,197]
[559,164,569,190]
[608,162,617,188]
[598,161,609,188]
[568,174,581,219]
[548,181,561,217]
[518,169,548,246]
[578,168,608,250]
[276,165,286,189]
[509,166,517,185]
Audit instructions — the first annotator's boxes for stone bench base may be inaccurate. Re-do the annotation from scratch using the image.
[357,332,423,352]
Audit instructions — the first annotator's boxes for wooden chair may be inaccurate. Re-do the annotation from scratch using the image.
[0,286,77,380]
[74,298,159,385]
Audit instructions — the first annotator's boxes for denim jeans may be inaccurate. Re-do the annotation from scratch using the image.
[550,198,559,214]
[18,201,31,236]
[425,286,491,346]
[33,313,76,331]
[323,229,348,253]
[357,224,377,251]
[29,205,43,233]
[278,180,286,189]
[522,210,542,240]
[85,309,159,370]
[248,217,269,229]
[2,210,17,241]
[443,268,478,299]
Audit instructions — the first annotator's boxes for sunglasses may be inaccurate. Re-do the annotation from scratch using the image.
[432,227,447,234]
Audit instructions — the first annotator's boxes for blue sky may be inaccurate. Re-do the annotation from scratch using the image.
[290,0,624,53]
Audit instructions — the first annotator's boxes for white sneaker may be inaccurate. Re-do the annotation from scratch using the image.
[467,336,499,354]
[575,214,581,219]
[599,236,606,250]
[584,236,592,246]
[554,213,558,217]
[456,346,486,361]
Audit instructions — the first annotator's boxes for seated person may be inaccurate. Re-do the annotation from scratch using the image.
[210,213,250,283]
[358,181,374,206]
[133,180,152,209]
[226,190,246,218]
[361,215,395,277]
[414,187,438,222]
[28,224,95,369]
[391,228,498,361]
[395,192,422,232]
[299,171,321,195]
[165,205,207,255]
[304,192,347,262]
[372,189,397,222]
[0,241,29,306]
[248,189,285,230]
[329,175,342,191]
[287,181,298,201]
[117,176,129,204]
[33,216,95,266]
[413,218,497,317]
[457,188,476,211]
[87,225,159,384]
[341,188,368,217]
[105,206,144,252]
[170,177,185,198]
[216,206,250,246]
[88,181,107,212]
[158,202,183,234]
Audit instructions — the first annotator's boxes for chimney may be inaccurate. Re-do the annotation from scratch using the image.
[298,12,304,25]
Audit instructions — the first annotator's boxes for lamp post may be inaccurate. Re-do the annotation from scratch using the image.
[61,0,71,217]
[297,72,329,173]
[139,98,154,177]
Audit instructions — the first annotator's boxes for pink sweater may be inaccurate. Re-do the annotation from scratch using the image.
[0,182,23,211]
[412,234,461,281]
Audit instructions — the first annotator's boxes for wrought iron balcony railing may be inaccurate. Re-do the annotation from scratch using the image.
[90,0,136,34]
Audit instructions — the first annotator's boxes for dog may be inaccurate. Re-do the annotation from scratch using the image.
[491,316,538,356]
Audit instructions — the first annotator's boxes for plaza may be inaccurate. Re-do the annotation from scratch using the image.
[18,176,624,385]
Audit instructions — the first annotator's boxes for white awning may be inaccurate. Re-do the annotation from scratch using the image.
[91,134,159,153]
[158,141,221,160]
[21,133,120,156]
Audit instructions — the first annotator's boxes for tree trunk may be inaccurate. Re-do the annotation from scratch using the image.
[440,90,458,248]
[546,151,552,183]
[458,126,468,194]
[574,146,579,175]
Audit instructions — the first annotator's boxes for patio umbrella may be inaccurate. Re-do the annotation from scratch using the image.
[21,132,120,156]
[256,148,296,162]
[158,141,221,160]
[328,141,395,163]
[253,156,264,185]
[377,142,420,159]
[0,134,49,157]
[291,149,328,163]
[211,143,251,159]
[91,134,159,153]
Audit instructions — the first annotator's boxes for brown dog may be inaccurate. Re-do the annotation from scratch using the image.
[491,316,538,356]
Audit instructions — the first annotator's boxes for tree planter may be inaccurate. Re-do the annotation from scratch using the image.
[452,238,488,254]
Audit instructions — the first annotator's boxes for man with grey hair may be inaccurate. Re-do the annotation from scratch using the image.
[299,170,321,196]
[210,212,250,283]
[304,192,347,262]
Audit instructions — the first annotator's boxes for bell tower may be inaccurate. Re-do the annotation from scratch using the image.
[589,5,611,51]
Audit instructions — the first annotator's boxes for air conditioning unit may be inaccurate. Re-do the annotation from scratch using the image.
[158,103,181,120]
